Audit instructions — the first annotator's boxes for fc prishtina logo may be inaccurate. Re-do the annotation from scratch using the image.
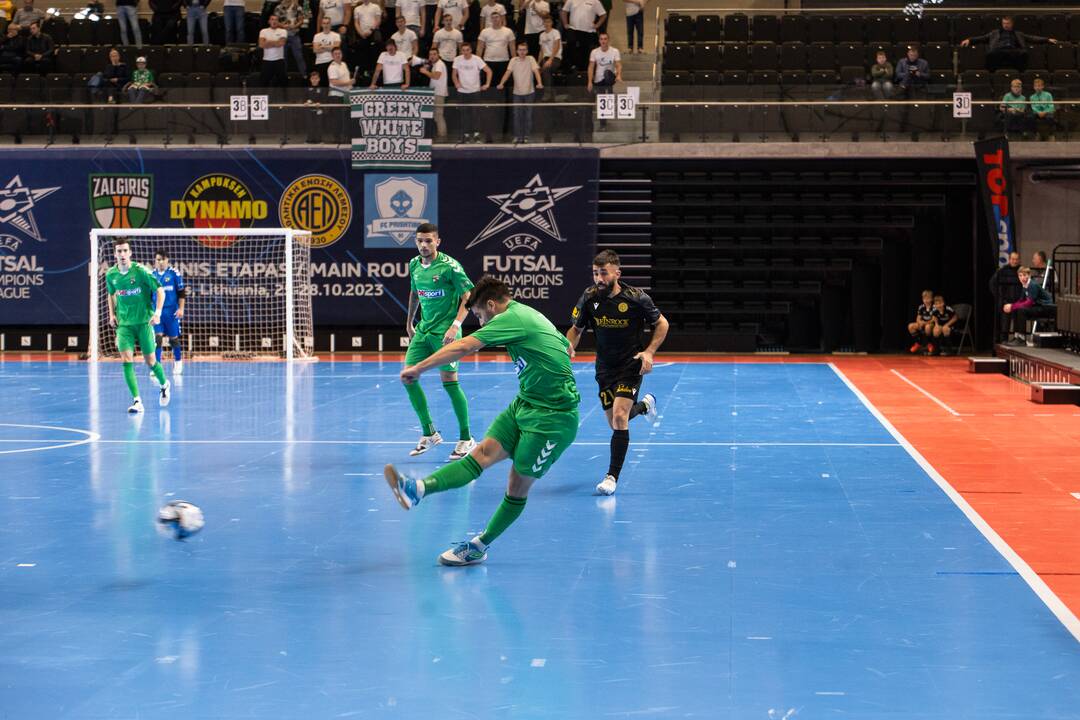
[466,174,582,249]
[279,174,352,248]
[364,174,438,248]
[90,174,153,229]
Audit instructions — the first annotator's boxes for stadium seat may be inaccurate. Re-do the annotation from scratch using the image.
[865,16,890,45]
[44,73,70,102]
[840,66,865,85]
[780,70,807,86]
[693,44,722,72]
[954,15,987,43]
[749,43,778,71]
[1069,15,1080,43]
[662,70,692,86]
[695,70,717,86]
[67,19,94,45]
[808,15,833,44]
[751,15,778,44]
[1047,44,1077,72]
[666,14,693,43]
[16,74,44,103]
[834,16,864,44]
[958,45,986,72]
[213,73,239,101]
[836,43,863,69]
[779,15,807,44]
[960,69,989,88]
[892,16,919,44]
[722,43,749,72]
[1052,69,1080,92]
[810,70,838,85]
[664,43,691,71]
[922,43,951,72]
[751,70,780,85]
[97,19,121,46]
[808,43,835,72]
[193,46,220,74]
[209,12,226,45]
[780,42,807,71]
[166,45,195,73]
[1027,45,1047,73]
[0,73,13,103]
[42,17,68,45]
[991,70,1015,95]
[922,15,950,44]
[56,47,84,75]
[714,14,740,42]
[721,70,747,86]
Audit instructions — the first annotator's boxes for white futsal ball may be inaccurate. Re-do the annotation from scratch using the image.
[157,500,205,540]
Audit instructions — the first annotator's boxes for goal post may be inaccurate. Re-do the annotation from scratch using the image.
[89,228,314,362]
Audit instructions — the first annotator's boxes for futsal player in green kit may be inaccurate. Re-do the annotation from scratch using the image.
[403,223,477,460]
[105,239,171,413]
[385,275,581,566]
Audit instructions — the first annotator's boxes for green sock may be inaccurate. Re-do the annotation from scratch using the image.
[123,362,139,397]
[423,455,483,495]
[442,381,471,441]
[479,494,527,546]
[150,362,167,386]
[404,382,436,435]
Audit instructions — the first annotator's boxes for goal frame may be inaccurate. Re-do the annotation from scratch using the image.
[89,227,312,362]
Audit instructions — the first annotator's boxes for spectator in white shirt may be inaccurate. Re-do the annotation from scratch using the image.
[397,0,425,37]
[418,46,448,137]
[498,41,542,142]
[259,14,289,88]
[391,14,419,59]
[560,0,604,71]
[327,46,353,94]
[478,9,513,83]
[433,13,462,62]
[519,0,548,57]
[624,0,645,53]
[537,13,560,96]
[312,15,341,85]
[351,0,383,82]
[587,30,620,92]
[452,41,491,142]
[371,37,411,87]
[479,0,502,29]
[318,0,347,34]
[434,0,467,32]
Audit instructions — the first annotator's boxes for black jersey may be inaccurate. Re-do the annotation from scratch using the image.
[916,303,934,322]
[932,305,956,325]
[572,283,662,372]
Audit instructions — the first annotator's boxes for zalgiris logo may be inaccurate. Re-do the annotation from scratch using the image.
[170,174,268,248]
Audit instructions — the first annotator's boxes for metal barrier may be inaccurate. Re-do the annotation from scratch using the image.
[1052,244,1080,352]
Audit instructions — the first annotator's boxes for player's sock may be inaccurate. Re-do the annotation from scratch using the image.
[123,362,139,397]
[155,344,163,363]
[405,382,436,436]
[422,455,483,495]
[478,494,527,545]
[151,362,167,386]
[442,381,471,441]
[173,343,182,362]
[608,428,630,481]
[628,401,647,419]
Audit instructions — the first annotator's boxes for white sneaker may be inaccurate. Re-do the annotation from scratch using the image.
[595,474,618,496]
[448,437,477,460]
[174,360,183,375]
[409,431,443,456]
[159,380,171,407]
[640,392,658,424]
[128,397,144,414]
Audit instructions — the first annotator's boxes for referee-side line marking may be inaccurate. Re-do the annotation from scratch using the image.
[830,362,1080,644]
[84,439,902,447]
[889,369,969,417]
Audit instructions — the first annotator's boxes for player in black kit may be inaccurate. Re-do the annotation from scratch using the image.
[567,250,669,496]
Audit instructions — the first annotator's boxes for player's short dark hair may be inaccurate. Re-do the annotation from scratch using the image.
[114,238,131,249]
[416,223,438,235]
[1034,250,1048,262]
[593,249,620,267]
[466,274,511,309]
[155,248,169,259]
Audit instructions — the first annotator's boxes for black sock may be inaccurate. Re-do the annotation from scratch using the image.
[629,401,647,419]
[608,429,630,480]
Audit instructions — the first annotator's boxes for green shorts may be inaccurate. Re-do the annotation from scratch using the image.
[116,323,156,356]
[405,329,461,373]
[486,397,579,479]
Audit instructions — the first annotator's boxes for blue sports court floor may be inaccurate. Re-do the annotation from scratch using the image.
[1,359,1078,718]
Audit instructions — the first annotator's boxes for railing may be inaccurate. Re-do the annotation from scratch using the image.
[1053,244,1080,352]
[1,94,1076,145]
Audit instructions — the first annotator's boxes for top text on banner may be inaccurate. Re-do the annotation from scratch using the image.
[349,88,434,171]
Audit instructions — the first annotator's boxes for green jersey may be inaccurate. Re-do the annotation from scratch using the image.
[1030,90,1055,114]
[472,300,580,411]
[409,252,474,335]
[1001,92,1026,112]
[106,263,161,327]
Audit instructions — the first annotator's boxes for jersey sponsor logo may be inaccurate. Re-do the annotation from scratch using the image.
[417,289,446,299]
[89,174,153,229]
[170,174,269,248]
[466,174,582,249]
[278,174,352,248]
[594,316,630,329]
[618,302,628,313]
[571,306,580,319]
[614,383,635,394]
[364,174,438,248]
[116,287,143,297]
[0,175,60,243]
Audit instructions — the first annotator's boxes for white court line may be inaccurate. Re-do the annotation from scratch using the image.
[87,439,901,448]
[830,363,1080,644]
[0,423,101,456]
[1071,493,1080,501]
[889,369,966,417]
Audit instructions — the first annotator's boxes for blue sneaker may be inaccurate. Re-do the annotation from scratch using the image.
[438,537,488,566]
[384,463,423,510]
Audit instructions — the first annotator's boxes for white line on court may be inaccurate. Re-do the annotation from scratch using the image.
[0,423,101,456]
[830,362,1080,644]
[889,369,968,417]
[1071,493,1080,501]
[86,439,901,448]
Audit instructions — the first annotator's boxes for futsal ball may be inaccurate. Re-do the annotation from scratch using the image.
[157,501,205,540]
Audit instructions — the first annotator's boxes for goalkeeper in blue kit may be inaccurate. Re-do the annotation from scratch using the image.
[152,249,186,375]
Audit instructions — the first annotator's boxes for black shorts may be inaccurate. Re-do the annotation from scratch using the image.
[596,360,642,410]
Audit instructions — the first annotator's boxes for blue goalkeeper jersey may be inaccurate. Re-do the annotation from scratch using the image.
[152,267,185,315]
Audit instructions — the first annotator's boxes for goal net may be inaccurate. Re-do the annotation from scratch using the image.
[89,228,314,361]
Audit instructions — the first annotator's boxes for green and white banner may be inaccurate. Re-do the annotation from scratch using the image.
[349,88,434,171]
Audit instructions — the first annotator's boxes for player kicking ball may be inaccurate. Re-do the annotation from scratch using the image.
[566,250,668,496]
[385,276,581,566]
[106,239,171,413]
[152,249,186,375]
[403,223,477,460]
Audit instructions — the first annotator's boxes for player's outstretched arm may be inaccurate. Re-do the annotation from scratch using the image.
[401,335,485,383]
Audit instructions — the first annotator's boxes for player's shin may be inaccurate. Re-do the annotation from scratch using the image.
[405,382,436,436]
[478,494,527,546]
[442,381,471,440]
[150,362,167,386]
[608,428,630,480]
[155,334,164,363]
[123,362,139,397]
[423,455,483,495]
[172,338,182,362]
